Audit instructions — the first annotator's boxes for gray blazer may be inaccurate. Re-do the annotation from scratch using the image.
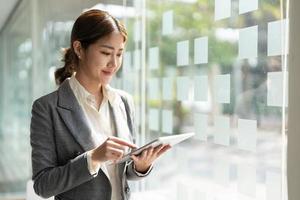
[30,80,150,200]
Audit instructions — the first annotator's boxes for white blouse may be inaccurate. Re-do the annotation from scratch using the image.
[69,74,122,200]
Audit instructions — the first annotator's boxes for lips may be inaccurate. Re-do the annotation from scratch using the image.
[102,70,113,75]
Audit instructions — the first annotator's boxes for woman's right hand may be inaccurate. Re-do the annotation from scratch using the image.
[90,136,137,165]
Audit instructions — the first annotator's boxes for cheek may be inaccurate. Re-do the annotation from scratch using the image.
[88,56,106,70]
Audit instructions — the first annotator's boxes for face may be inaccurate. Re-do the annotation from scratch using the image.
[76,32,125,85]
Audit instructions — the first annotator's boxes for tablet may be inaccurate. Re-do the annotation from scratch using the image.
[116,132,195,163]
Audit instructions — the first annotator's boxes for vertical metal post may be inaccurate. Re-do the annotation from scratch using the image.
[287,0,300,199]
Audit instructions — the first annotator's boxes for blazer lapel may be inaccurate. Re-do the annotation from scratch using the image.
[109,97,132,143]
[56,80,97,152]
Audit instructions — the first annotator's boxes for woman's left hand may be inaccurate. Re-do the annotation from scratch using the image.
[130,144,171,173]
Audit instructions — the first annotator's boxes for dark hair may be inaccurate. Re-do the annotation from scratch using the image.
[55,9,128,85]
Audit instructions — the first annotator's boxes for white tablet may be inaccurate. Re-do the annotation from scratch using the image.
[116,132,195,163]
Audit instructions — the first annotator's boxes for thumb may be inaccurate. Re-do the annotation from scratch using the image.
[131,155,139,162]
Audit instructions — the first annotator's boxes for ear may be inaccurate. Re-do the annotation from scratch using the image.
[73,41,83,59]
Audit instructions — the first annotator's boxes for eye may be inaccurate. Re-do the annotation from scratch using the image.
[117,53,123,57]
[101,51,111,56]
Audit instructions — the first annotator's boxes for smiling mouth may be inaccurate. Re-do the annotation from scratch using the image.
[102,70,113,75]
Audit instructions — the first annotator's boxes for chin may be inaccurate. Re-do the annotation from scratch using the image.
[100,79,112,86]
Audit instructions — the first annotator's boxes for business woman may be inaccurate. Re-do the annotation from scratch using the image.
[30,9,170,200]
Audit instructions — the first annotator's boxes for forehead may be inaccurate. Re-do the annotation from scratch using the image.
[95,32,125,50]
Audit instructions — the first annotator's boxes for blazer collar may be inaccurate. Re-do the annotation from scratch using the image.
[56,79,132,152]
[57,80,97,151]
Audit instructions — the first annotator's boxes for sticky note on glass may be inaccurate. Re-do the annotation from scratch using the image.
[148,78,160,100]
[123,51,132,72]
[162,10,173,35]
[162,110,173,134]
[194,113,208,141]
[268,19,289,56]
[194,37,208,64]
[266,172,281,200]
[238,119,257,152]
[134,49,141,70]
[148,47,159,70]
[194,75,208,101]
[148,108,159,131]
[239,0,258,14]
[214,116,230,146]
[163,77,173,101]
[177,40,189,66]
[214,74,230,103]
[215,0,231,20]
[238,164,256,197]
[267,72,288,107]
[213,158,230,186]
[177,76,190,101]
[238,25,258,59]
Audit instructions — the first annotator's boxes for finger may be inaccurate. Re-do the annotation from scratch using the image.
[156,145,171,157]
[140,149,148,160]
[107,146,124,159]
[153,144,164,155]
[108,136,137,148]
[146,147,154,159]
[131,155,139,163]
[107,140,126,152]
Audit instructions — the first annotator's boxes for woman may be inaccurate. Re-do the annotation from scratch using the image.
[30,9,170,200]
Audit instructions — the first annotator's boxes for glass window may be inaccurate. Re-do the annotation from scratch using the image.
[131,0,289,199]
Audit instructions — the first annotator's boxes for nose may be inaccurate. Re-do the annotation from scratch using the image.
[108,55,117,68]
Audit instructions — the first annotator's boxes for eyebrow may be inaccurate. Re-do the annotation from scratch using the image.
[100,44,124,51]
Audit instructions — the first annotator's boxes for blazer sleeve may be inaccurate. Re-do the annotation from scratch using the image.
[30,99,94,198]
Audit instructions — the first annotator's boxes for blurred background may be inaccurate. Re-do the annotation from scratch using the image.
[0,0,289,199]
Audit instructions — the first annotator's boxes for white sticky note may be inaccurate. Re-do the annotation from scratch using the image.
[239,26,258,59]
[214,116,230,146]
[215,0,231,20]
[123,51,132,72]
[238,164,256,197]
[148,78,160,100]
[267,72,288,107]
[162,10,173,35]
[194,113,208,141]
[194,37,208,64]
[149,109,159,131]
[214,158,230,186]
[177,40,189,66]
[268,19,288,56]
[266,172,281,200]
[163,77,173,101]
[162,110,173,134]
[148,47,159,70]
[238,119,257,152]
[177,76,190,101]
[215,74,230,103]
[134,20,141,42]
[194,75,208,101]
[239,0,258,14]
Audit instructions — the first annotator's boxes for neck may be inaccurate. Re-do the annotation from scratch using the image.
[75,71,102,97]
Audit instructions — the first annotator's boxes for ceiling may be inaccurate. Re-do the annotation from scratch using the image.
[0,0,19,33]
